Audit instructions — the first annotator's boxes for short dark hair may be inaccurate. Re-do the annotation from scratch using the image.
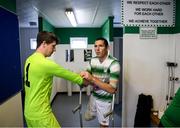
[95,37,109,48]
[36,31,59,48]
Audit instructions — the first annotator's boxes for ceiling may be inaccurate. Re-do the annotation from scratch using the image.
[16,0,122,28]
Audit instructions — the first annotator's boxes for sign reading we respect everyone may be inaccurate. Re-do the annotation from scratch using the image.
[122,0,175,27]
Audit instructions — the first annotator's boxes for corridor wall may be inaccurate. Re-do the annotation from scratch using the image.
[122,0,180,126]
[0,6,23,127]
[0,6,22,104]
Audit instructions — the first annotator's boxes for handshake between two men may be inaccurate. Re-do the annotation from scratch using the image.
[80,71,94,86]
[79,71,117,94]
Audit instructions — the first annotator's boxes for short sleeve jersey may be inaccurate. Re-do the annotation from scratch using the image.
[87,55,120,102]
[24,52,83,120]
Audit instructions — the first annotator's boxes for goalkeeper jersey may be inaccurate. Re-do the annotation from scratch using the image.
[24,52,83,119]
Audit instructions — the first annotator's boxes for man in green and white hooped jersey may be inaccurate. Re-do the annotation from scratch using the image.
[80,37,120,127]
[24,31,85,127]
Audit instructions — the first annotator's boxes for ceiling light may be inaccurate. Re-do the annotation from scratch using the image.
[65,8,77,27]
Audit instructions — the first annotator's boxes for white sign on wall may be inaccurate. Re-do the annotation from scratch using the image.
[122,0,175,27]
[139,27,157,39]
[30,38,37,50]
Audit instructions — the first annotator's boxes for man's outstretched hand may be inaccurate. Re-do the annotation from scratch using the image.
[80,71,93,82]
[79,71,92,87]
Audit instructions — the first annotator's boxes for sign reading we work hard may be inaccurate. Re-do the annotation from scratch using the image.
[122,0,175,27]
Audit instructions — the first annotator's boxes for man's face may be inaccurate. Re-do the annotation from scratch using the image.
[94,40,108,59]
[44,41,57,57]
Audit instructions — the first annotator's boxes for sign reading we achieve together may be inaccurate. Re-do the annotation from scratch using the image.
[122,0,175,27]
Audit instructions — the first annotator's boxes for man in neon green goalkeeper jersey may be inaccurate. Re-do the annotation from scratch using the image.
[80,37,120,128]
[24,31,85,127]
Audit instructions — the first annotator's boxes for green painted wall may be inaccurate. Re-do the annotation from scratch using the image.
[55,28,101,44]
[55,27,122,44]
[38,17,55,32]
[101,16,114,41]
[124,27,139,34]
[124,0,179,34]
[37,15,115,45]
[0,0,16,13]
[114,28,123,37]
[175,0,180,33]
[102,19,110,41]
[124,26,175,34]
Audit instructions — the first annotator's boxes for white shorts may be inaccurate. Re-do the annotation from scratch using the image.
[85,95,112,126]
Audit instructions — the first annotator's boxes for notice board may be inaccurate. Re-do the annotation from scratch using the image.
[0,7,23,104]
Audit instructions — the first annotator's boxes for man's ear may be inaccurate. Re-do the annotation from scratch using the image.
[42,41,46,47]
[107,45,110,51]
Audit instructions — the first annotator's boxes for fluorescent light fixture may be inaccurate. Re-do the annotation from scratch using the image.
[65,8,77,27]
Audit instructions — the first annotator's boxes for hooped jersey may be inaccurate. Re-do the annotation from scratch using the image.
[87,55,120,102]
[160,88,180,126]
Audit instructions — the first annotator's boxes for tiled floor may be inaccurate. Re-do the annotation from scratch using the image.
[52,93,122,127]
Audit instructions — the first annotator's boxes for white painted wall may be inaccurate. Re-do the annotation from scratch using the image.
[174,33,180,92]
[0,92,23,127]
[122,34,180,127]
[50,43,114,99]
[51,44,95,95]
